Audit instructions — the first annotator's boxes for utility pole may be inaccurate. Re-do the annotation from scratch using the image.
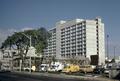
[21,33,32,73]
[29,36,32,73]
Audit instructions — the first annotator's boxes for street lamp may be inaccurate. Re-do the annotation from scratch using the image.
[113,46,116,60]
[106,35,110,68]
[21,33,32,73]
[106,35,109,60]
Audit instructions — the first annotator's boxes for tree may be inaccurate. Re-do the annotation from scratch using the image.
[110,58,115,63]
[34,28,51,55]
[1,27,51,68]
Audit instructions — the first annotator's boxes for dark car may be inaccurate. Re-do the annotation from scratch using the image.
[93,67,105,74]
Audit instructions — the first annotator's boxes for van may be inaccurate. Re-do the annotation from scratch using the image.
[62,64,80,73]
[48,62,64,72]
[79,65,94,73]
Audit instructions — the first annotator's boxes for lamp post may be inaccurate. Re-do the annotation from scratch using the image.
[113,46,116,60]
[106,35,109,60]
[106,35,109,68]
[21,33,32,73]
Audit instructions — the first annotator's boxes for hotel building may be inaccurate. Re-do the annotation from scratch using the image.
[44,17,105,65]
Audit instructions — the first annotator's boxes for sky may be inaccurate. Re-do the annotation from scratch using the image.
[0,0,120,57]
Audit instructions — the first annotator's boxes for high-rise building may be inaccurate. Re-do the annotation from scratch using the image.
[44,17,105,65]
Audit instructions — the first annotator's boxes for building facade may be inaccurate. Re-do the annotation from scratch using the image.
[44,28,56,58]
[0,47,41,71]
[44,17,105,65]
[0,49,18,70]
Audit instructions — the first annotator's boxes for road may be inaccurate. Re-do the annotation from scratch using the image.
[0,72,97,81]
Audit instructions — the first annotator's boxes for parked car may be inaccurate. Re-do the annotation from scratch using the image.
[93,67,105,74]
[103,68,111,77]
[39,64,49,72]
[62,64,80,73]
[0,65,11,72]
[23,65,36,72]
[79,65,94,73]
[48,62,64,72]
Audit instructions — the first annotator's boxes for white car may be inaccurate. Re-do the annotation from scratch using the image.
[39,64,49,72]
[0,65,11,72]
[23,66,36,72]
[48,62,64,72]
[23,67,32,71]
[104,68,110,77]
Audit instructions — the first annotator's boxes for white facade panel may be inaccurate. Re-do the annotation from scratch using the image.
[98,23,105,65]
[86,24,97,59]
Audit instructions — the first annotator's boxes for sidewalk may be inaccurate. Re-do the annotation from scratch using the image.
[14,71,119,81]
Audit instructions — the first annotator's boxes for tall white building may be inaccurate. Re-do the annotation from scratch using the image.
[44,17,105,65]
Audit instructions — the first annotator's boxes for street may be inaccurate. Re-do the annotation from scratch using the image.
[0,72,100,81]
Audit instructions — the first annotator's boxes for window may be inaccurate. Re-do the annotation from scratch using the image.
[77,23,82,27]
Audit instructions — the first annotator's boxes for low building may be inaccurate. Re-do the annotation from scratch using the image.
[0,47,41,71]
[0,48,18,70]
[12,46,41,71]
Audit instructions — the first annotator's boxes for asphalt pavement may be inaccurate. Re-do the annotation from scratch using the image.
[0,72,94,81]
[0,72,119,81]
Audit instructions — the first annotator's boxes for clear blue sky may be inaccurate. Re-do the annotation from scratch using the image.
[0,0,120,57]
